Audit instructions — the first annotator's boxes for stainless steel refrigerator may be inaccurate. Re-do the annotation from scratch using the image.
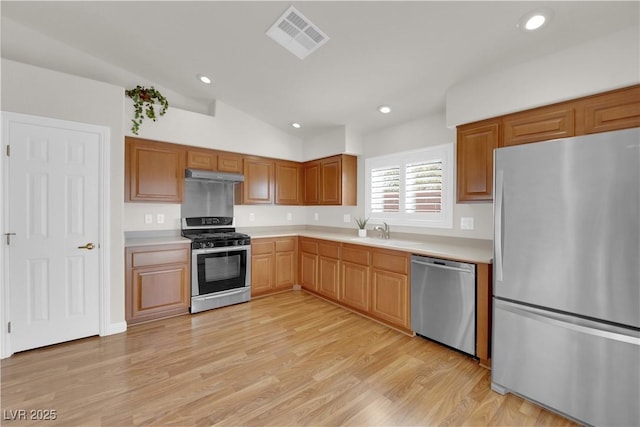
[491,127,640,426]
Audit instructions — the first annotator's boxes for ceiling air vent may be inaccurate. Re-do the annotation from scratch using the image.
[266,6,329,59]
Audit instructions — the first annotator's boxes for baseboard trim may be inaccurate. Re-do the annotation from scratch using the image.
[102,321,127,336]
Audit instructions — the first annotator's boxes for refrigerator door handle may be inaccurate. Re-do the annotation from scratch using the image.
[494,169,504,282]
[498,300,640,346]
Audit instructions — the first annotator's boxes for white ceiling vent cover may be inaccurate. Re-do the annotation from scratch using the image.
[266,6,329,59]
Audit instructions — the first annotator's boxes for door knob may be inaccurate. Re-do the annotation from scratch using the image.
[77,243,95,250]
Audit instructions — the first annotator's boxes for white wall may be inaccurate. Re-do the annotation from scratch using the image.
[1,59,126,329]
[362,113,494,240]
[303,126,347,160]
[446,26,640,127]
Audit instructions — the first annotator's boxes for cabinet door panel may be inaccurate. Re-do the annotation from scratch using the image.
[371,269,409,328]
[218,153,243,173]
[304,162,320,204]
[275,252,296,289]
[341,262,369,311]
[252,253,274,295]
[243,159,274,204]
[187,150,217,171]
[320,158,341,205]
[456,121,499,202]
[503,106,574,146]
[318,257,340,300]
[583,85,640,134]
[275,162,302,205]
[130,264,189,323]
[300,252,318,291]
[126,138,185,203]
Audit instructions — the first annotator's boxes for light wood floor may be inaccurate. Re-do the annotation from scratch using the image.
[1,291,576,426]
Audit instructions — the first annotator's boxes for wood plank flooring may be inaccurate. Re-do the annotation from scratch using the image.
[1,291,577,426]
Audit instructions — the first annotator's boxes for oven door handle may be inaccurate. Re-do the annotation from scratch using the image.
[192,245,252,255]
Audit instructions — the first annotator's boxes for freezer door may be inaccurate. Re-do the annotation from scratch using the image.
[494,128,640,327]
[492,299,640,427]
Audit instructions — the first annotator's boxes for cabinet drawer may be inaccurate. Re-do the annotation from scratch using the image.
[300,239,318,254]
[252,240,274,255]
[372,249,408,274]
[131,246,190,268]
[318,242,340,259]
[342,245,370,266]
[275,237,295,252]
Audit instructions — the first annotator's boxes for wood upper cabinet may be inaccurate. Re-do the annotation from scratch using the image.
[340,245,371,312]
[217,152,244,173]
[251,237,297,296]
[125,243,191,324]
[370,248,410,329]
[275,160,303,205]
[456,119,500,203]
[239,157,274,204]
[186,149,217,171]
[303,155,357,206]
[503,104,575,147]
[125,137,185,203]
[580,85,640,134]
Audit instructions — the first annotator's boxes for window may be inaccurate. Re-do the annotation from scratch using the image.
[365,143,453,228]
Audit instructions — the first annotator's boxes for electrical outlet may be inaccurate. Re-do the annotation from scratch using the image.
[144,214,153,224]
[343,214,351,223]
[156,213,165,224]
[314,212,319,221]
[249,213,255,222]
[460,217,474,230]
[286,212,293,221]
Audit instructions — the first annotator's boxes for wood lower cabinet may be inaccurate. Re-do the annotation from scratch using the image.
[125,137,185,203]
[251,237,297,296]
[370,248,410,329]
[340,244,371,312]
[125,243,191,324]
[299,238,319,291]
[317,241,340,300]
[456,119,500,203]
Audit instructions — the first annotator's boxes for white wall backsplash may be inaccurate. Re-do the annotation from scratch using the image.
[446,26,639,127]
[123,203,182,231]
[234,205,308,227]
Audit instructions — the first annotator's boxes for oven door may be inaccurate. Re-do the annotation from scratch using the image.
[192,245,251,297]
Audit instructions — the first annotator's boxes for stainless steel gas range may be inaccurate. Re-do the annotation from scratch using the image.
[182,216,251,313]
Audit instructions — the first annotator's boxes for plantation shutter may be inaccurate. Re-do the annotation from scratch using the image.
[371,166,400,213]
[405,160,442,213]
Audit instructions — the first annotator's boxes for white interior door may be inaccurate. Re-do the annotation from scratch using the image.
[5,116,101,353]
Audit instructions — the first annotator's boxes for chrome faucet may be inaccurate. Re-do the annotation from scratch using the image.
[373,222,390,239]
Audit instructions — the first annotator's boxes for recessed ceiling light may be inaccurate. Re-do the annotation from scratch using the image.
[517,9,552,32]
[291,122,301,129]
[378,105,391,114]
[197,74,212,84]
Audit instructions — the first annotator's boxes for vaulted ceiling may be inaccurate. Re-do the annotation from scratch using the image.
[2,1,638,138]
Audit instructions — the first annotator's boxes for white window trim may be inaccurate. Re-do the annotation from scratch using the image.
[365,143,454,229]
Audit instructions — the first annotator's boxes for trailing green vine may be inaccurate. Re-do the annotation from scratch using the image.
[125,85,169,135]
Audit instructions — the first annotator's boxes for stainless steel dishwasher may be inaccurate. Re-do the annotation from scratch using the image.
[411,255,476,356]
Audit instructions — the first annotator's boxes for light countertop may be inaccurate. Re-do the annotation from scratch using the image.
[241,227,493,264]
[125,230,191,248]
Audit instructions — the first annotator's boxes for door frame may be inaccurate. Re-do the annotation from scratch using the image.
[0,111,111,358]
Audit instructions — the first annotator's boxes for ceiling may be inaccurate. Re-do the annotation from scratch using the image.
[2,1,638,139]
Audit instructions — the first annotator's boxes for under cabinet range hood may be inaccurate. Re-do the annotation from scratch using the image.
[185,168,244,183]
[182,169,244,219]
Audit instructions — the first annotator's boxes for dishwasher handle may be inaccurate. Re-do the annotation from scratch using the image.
[411,258,473,274]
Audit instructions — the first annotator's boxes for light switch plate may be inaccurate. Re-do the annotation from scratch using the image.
[314,212,319,221]
[249,213,255,222]
[343,214,351,223]
[286,212,293,221]
[156,213,165,224]
[144,214,153,224]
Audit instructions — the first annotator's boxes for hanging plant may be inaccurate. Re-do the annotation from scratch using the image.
[125,85,169,135]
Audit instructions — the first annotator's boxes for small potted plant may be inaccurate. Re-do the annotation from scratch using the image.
[355,217,369,237]
[125,85,169,135]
